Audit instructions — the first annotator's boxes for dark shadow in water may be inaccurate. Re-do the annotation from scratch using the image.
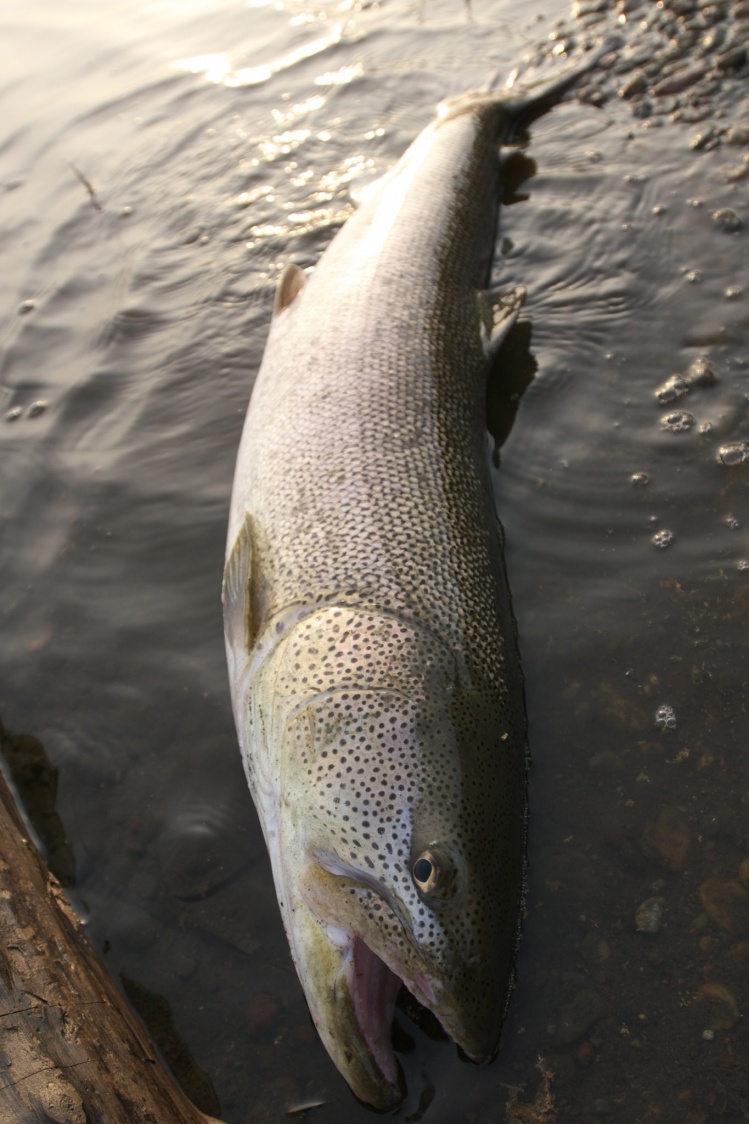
[121,973,222,1118]
[501,151,538,206]
[487,318,538,460]
[0,718,76,887]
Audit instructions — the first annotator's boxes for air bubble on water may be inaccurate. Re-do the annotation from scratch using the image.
[718,442,749,466]
[652,529,674,549]
[631,472,649,487]
[662,411,696,432]
[655,705,676,729]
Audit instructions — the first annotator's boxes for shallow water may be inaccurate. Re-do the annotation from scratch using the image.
[1,0,748,1120]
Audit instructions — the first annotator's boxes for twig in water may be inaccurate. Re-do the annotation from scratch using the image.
[70,163,102,212]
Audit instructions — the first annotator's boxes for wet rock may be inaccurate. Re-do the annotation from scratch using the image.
[555,989,606,1045]
[635,896,666,932]
[642,806,690,871]
[685,357,718,387]
[699,877,749,934]
[619,71,648,98]
[726,121,749,145]
[653,62,708,95]
[655,374,689,402]
[693,983,740,1030]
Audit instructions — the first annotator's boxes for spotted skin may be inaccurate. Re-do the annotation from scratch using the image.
[224,50,608,1109]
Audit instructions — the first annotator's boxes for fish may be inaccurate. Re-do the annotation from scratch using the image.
[223,41,614,1109]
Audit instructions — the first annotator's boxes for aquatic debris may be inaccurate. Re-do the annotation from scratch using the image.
[661,410,695,432]
[654,705,676,729]
[652,529,675,549]
[635,896,666,933]
[717,442,749,466]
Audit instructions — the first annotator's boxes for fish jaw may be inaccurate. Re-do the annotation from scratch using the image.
[280,890,406,1109]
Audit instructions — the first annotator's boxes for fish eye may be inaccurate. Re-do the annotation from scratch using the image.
[411,846,461,904]
[412,856,436,890]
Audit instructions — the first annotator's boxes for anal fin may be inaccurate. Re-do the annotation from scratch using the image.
[478,285,526,363]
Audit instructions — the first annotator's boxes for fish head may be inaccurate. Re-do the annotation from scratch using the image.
[259,609,527,1108]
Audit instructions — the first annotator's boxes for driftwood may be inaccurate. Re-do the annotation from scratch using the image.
[0,763,222,1124]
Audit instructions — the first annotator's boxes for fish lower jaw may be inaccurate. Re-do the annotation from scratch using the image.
[347,936,403,1090]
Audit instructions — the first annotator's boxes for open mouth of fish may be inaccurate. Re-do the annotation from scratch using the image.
[345,936,442,1088]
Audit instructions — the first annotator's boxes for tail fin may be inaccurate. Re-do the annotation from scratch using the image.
[437,36,620,133]
[501,36,621,132]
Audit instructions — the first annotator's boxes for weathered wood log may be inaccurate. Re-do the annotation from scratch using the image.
[0,763,223,1124]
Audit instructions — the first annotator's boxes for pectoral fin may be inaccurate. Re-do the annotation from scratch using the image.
[273,263,307,316]
[222,514,256,653]
[478,285,526,363]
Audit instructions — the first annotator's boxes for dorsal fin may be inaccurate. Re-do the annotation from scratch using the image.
[273,263,306,316]
[222,514,256,653]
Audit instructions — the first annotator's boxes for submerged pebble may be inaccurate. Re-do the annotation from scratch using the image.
[693,983,740,1031]
[635,896,666,932]
[642,805,690,871]
[699,878,749,934]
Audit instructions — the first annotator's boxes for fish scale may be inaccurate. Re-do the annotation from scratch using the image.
[223,42,614,1109]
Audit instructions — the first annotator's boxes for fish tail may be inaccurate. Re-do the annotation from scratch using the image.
[500,36,621,131]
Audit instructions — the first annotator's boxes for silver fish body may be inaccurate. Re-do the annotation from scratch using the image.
[223,48,607,1108]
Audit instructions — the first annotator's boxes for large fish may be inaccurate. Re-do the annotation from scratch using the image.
[223,42,611,1108]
